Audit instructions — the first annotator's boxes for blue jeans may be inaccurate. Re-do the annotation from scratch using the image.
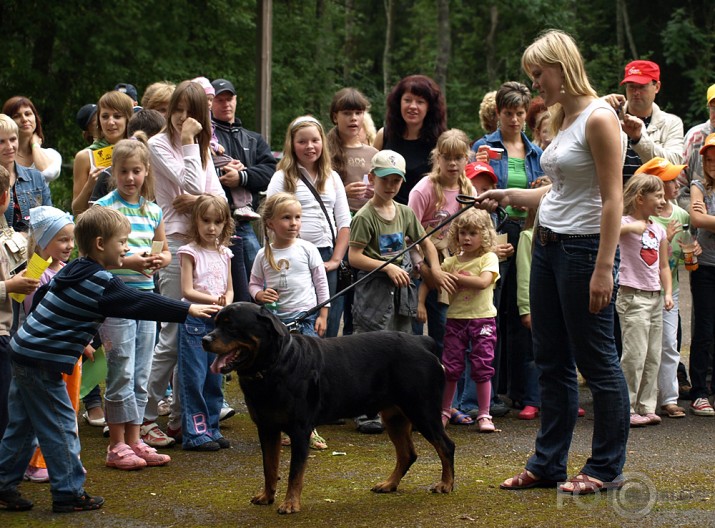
[281,312,319,337]
[100,317,156,424]
[228,235,250,302]
[236,221,260,279]
[178,315,224,449]
[689,265,715,400]
[0,336,11,438]
[318,246,342,338]
[525,237,629,483]
[411,283,447,355]
[0,362,86,501]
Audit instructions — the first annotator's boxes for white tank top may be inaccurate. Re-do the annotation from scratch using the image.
[538,99,621,234]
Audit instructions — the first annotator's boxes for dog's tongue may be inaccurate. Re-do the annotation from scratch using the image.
[210,355,229,375]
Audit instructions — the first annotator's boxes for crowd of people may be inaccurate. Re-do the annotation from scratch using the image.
[0,28,714,512]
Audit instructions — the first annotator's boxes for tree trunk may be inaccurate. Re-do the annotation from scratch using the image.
[485,4,498,87]
[621,0,638,59]
[383,0,394,95]
[435,0,450,98]
[344,0,355,84]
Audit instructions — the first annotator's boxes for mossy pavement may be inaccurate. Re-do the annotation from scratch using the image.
[4,375,714,528]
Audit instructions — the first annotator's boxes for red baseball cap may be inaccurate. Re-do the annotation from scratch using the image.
[621,60,660,85]
[465,161,497,183]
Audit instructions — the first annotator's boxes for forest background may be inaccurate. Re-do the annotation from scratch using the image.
[1,0,713,211]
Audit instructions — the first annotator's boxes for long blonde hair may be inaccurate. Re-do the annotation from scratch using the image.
[521,30,598,136]
[259,192,302,271]
[427,129,475,211]
[447,208,497,257]
[276,116,333,194]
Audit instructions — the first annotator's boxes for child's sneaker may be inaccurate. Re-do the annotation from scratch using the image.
[52,493,104,513]
[23,465,50,483]
[233,205,261,220]
[130,441,171,466]
[106,442,148,470]
[220,400,235,421]
[157,395,172,417]
[477,414,495,433]
[0,489,33,511]
[140,422,176,447]
[690,397,715,416]
[166,424,182,442]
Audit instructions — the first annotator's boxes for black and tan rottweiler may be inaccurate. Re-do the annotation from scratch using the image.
[202,302,455,514]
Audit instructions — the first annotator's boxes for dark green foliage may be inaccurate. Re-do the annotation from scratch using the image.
[1,0,713,210]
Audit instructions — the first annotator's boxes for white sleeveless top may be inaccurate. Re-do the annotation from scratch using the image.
[538,99,621,234]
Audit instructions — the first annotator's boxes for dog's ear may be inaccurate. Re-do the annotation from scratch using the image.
[257,306,291,337]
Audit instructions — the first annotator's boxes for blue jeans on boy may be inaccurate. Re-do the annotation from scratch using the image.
[100,317,156,424]
[178,315,224,449]
[525,237,629,483]
[0,362,86,502]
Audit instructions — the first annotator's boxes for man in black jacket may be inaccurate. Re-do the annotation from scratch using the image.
[211,78,276,276]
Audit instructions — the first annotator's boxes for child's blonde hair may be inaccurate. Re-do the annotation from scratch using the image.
[259,192,302,271]
[76,207,130,257]
[276,116,333,194]
[447,208,497,256]
[428,129,474,211]
[622,174,664,215]
[111,131,154,205]
[188,194,234,247]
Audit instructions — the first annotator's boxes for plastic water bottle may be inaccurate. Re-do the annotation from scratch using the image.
[679,231,699,272]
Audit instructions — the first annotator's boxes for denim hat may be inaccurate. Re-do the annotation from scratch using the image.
[29,206,73,250]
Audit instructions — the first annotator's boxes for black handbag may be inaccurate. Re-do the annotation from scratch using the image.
[298,174,354,291]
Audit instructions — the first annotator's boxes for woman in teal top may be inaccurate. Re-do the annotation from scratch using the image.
[471,82,544,413]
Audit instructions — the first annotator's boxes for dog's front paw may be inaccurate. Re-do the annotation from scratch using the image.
[251,491,275,505]
[371,480,398,493]
[277,498,301,514]
[429,480,454,493]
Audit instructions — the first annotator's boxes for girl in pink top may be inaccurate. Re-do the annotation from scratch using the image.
[177,194,234,450]
[617,174,673,428]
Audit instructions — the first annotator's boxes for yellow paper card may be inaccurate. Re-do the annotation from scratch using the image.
[10,254,52,303]
[92,145,114,168]
[495,233,508,262]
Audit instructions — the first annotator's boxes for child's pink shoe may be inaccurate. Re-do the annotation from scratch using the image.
[477,414,495,433]
[130,441,171,466]
[24,466,49,483]
[106,442,147,470]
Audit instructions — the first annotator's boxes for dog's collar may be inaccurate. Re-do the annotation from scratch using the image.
[240,335,294,380]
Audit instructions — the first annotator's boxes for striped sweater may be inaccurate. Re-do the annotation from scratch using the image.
[11,257,190,374]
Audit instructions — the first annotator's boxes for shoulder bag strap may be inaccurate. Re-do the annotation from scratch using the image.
[298,174,336,246]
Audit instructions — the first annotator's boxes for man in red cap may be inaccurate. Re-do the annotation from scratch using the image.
[604,60,684,185]
[677,84,715,210]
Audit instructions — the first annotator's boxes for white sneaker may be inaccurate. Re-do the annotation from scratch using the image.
[140,422,176,447]
[233,206,260,220]
[219,402,235,422]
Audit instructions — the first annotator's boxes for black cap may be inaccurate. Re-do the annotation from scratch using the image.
[114,83,138,102]
[76,104,97,131]
[211,79,236,96]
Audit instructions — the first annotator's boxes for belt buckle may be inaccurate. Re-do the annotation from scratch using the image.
[537,225,550,246]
